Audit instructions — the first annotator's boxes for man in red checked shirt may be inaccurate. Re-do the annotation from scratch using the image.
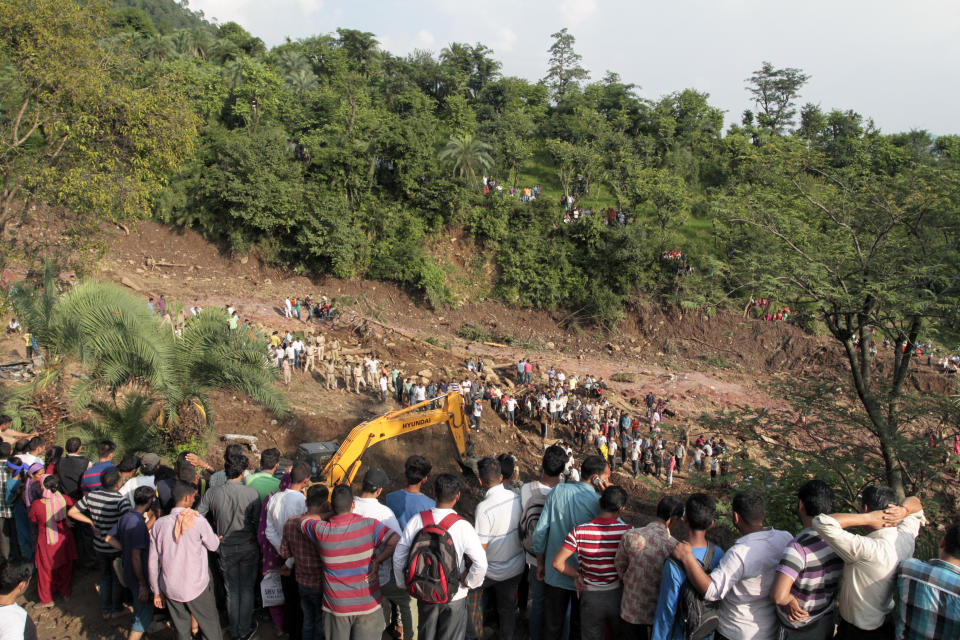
[301,485,399,640]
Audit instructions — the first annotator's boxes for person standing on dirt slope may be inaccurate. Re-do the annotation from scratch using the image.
[379,373,389,403]
[197,455,261,640]
[520,445,565,640]
[469,458,524,640]
[0,559,37,640]
[552,486,632,640]
[352,362,365,394]
[394,474,487,640]
[304,341,316,374]
[532,455,609,640]
[672,490,794,640]
[149,480,223,640]
[616,496,685,640]
[385,456,434,532]
[68,467,131,618]
[284,297,293,318]
[351,469,410,640]
[324,359,337,390]
[470,397,483,432]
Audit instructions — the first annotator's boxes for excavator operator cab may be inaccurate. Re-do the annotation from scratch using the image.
[295,441,341,483]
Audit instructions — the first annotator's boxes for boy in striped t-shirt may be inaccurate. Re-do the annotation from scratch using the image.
[302,485,399,640]
[551,485,631,640]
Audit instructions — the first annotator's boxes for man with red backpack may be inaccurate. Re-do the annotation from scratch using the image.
[393,474,487,640]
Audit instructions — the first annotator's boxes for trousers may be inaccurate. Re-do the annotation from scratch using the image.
[418,597,467,640]
[166,581,223,640]
[324,610,385,640]
[219,543,259,638]
[579,587,624,640]
[543,583,580,640]
[382,578,418,640]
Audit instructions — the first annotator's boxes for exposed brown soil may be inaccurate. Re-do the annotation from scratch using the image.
[2,217,956,639]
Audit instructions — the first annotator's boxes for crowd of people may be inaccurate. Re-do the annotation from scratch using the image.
[1,430,957,640]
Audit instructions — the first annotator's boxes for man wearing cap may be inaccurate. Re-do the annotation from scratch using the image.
[120,454,160,508]
[353,469,413,639]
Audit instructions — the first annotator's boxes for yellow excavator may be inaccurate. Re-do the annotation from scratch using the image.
[296,391,478,489]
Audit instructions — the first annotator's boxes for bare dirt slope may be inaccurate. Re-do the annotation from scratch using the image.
[2,219,948,639]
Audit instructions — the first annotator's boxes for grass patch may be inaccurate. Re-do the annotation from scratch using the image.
[704,354,732,369]
[457,323,518,346]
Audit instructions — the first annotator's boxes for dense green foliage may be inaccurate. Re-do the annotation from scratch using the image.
[0,0,201,269]
[75,1,956,331]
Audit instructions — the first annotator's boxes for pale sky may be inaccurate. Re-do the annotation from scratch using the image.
[188,0,960,135]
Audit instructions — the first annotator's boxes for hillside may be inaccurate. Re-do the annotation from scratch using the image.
[2,210,958,639]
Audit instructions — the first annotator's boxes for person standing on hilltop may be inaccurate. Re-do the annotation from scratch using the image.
[325,359,337,390]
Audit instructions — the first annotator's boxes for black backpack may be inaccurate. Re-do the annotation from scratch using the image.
[671,543,720,640]
[404,511,463,604]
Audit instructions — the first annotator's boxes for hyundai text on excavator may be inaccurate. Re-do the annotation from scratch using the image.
[296,390,478,489]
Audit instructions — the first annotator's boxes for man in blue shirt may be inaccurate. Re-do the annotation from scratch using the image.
[896,519,960,640]
[652,493,724,640]
[106,486,156,640]
[531,454,608,640]
[80,440,116,493]
[385,455,435,531]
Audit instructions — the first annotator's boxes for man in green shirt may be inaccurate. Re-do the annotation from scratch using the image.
[244,449,281,501]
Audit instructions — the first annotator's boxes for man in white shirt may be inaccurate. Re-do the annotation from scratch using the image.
[812,485,925,640]
[502,396,516,427]
[393,474,487,640]
[264,463,310,561]
[352,469,412,639]
[519,446,566,640]
[469,398,483,432]
[119,453,159,507]
[470,458,525,640]
[672,489,793,640]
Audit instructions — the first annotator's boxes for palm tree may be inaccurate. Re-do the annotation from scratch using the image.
[9,270,288,445]
[275,49,310,75]
[285,68,318,100]
[437,133,495,187]
[73,394,164,459]
[140,34,174,60]
[162,309,286,430]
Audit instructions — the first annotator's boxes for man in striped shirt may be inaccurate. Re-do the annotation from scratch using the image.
[68,467,130,617]
[895,519,960,640]
[770,479,843,640]
[79,440,116,493]
[302,484,399,640]
[551,485,632,640]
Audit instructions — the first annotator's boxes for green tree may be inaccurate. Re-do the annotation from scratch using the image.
[720,138,960,498]
[438,133,494,186]
[0,0,200,270]
[745,61,810,134]
[10,273,287,440]
[544,28,590,102]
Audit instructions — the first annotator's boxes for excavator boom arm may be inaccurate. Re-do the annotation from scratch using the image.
[320,391,472,488]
